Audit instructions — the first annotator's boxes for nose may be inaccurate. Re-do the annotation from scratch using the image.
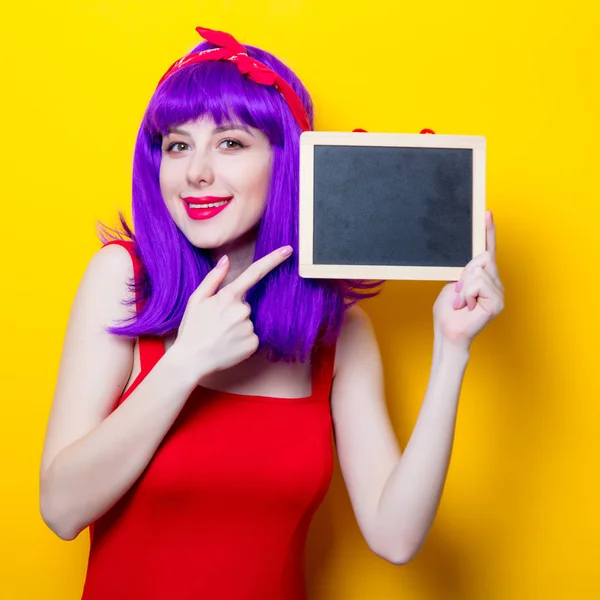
[186,148,215,187]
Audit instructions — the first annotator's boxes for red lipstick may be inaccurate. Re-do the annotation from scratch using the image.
[181,196,233,221]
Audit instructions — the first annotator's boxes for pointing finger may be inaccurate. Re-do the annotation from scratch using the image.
[222,246,293,298]
[190,255,231,301]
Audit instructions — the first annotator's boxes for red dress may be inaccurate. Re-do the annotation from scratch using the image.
[81,241,335,600]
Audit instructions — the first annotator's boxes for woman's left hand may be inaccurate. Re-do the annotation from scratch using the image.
[433,210,504,349]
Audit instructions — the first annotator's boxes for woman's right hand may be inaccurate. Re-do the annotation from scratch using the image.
[169,246,293,382]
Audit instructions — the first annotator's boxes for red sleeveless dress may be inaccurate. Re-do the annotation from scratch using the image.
[80,241,335,600]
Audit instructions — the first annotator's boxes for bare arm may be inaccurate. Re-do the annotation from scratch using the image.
[332,213,503,565]
[332,307,468,564]
[39,245,198,540]
[40,244,293,541]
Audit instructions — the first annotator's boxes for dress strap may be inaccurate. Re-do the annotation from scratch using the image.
[102,240,165,376]
[137,337,165,375]
[103,240,143,311]
[311,343,337,402]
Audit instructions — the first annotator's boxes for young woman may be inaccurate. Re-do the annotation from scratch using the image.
[40,27,504,600]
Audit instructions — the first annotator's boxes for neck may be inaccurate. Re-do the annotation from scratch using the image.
[211,228,258,286]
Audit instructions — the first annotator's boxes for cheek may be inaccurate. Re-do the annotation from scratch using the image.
[159,162,182,201]
[248,160,272,209]
[158,163,169,196]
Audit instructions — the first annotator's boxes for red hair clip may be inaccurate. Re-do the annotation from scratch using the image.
[158,27,311,132]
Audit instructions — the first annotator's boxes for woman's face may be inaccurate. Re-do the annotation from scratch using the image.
[159,117,273,250]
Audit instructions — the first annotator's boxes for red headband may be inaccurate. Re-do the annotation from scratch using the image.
[157,27,312,132]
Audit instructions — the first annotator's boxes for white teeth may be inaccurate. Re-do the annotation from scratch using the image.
[188,200,230,209]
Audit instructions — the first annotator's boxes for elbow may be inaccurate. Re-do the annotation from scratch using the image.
[379,547,419,566]
[48,525,79,542]
[39,480,82,541]
[371,544,418,566]
[368,533,423,566]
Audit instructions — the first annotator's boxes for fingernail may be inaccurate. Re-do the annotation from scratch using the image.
[453,296,461,309]
[280,246,293,257]
[216,255,228,268]
[455,280,463,292]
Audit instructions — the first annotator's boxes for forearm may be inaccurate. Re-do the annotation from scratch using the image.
[375,338,469,561]
[40,348,198,540]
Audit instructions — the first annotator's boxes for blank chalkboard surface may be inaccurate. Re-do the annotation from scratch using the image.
[298,132,486,281]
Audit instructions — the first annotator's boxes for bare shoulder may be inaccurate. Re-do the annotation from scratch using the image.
[337,305,376,348]
[75,243,136,322]
[341,304,373,331]
[90,241,134,271]
[334,305,379,376]
[84,243,135,291]
[41,243,138,476]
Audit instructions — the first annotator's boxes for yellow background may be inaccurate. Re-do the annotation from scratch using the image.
[1,1,598,598]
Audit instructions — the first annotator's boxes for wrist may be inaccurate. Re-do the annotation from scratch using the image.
[162,343,214,389]
[432,334,471,367]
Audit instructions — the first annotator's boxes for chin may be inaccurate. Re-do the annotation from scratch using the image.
[181,222,261,252]
[183,231,236,250]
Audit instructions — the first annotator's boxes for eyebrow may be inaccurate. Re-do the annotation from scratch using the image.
[166,124,255,137]
[214,123,255,136]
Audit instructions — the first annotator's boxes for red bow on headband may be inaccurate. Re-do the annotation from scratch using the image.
[157,27,312,132]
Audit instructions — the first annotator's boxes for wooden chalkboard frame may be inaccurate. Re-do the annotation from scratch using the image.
[298,132,486,281]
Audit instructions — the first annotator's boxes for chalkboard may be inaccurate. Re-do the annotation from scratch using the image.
[298,132,486,281]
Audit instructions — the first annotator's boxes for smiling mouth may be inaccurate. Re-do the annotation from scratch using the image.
[180,196,233,221]
[182,195,233,206]
[188,199,230,208]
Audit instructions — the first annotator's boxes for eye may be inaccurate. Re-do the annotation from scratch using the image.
[166,142,191,153]
[218,138,245,150]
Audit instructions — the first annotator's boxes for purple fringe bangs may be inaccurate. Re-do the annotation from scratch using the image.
[102,41,380,362]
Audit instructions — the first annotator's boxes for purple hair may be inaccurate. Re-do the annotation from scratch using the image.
[105,39,379,362]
